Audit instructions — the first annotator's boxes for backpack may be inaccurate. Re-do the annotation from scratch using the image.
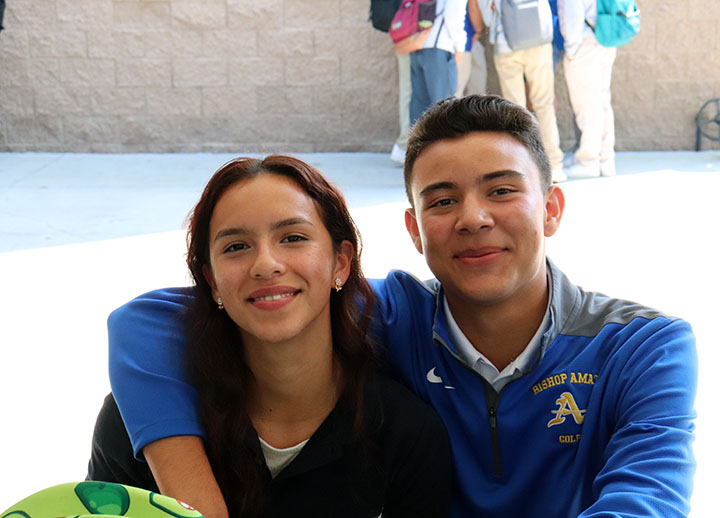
[369,0,403,32]
[500,0,554,52]
[594,0,640,47]
[388,0,438,44]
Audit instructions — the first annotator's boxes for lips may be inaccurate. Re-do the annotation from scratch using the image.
[246,285,300,312]
[248,285,299,302]
[454,247,506,265]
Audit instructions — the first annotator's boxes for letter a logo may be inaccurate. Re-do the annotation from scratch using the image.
[547,391,586,428]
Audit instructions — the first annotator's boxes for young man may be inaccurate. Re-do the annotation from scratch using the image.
[100,96,697,517]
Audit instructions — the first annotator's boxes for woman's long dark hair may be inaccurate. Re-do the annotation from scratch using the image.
[184,156,376,516]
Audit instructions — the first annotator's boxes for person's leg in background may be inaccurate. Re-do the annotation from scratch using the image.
[409,50,431,127]
[424,48,458,108]
[493,50,527,107]
[465,39,488,95]
[410,48,457,125]
[563,33,617,178]
[598,44,617,177]
[455,50,472,97]
[391,52,412,165]
[522,43,565,181]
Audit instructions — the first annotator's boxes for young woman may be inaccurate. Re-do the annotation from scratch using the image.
[88,156,452,517]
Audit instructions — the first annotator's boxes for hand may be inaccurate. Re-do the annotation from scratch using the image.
[408,28,432,46]
[393,28,432,55]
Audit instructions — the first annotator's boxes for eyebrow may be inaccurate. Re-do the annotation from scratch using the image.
[213,217,314,242]
[418,170,527,198]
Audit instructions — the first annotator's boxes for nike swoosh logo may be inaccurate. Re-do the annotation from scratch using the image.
[426,367,455,389]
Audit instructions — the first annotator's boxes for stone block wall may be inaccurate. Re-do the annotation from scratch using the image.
[1,0,719,152]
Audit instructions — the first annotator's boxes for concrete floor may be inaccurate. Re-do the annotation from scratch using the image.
[1,150,719,515]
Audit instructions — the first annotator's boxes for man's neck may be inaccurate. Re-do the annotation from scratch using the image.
[446,273,550,372]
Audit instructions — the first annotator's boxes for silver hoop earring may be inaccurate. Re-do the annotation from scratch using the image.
[217,296,224,310]
[334,278,343,292]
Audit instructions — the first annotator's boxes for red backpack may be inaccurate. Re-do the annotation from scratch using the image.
[388,0,438,43]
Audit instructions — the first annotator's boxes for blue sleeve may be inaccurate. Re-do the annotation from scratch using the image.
[106,274,407,459]
[108,287,204,458]
[580,319,697,517]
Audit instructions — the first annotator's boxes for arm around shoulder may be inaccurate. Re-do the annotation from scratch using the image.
[108,287,204,456]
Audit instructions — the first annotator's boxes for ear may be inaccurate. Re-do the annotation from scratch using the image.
[404,208,424,255]
[333,240,354,285]
[543,185,565,237]
[202,265,219,300]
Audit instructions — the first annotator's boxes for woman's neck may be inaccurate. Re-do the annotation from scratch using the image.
[243,329,342,448]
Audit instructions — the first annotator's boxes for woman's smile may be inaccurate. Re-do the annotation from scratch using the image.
[248,286,300,311]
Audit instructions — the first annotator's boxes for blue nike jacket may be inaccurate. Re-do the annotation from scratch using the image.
[109,261,697,517]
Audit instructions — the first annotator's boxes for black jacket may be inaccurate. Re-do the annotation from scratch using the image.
[87,376,452,517]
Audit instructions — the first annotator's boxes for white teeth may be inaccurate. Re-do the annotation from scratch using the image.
[254,292,294,302]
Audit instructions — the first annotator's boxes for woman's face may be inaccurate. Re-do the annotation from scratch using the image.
[204,173,352,347]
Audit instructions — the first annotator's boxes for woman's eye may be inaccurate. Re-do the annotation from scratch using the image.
[282,235,307,243]
[224,243,248,253]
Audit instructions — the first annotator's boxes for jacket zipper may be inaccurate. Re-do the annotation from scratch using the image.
[431,332,506,476]
[483,383,503,476]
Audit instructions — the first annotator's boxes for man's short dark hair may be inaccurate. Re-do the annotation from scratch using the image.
[404,95,552,204]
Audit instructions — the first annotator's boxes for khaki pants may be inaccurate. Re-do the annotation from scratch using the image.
[563,33,617,169]
[456,40,488,97]
[395,53,412,149]
[494,43,563,172]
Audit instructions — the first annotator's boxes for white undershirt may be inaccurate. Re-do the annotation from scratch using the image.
[443,273,552,392]
[258,437,309,478]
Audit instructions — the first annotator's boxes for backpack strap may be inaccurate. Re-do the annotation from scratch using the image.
[432,15,446,48]
[430,1,446,50]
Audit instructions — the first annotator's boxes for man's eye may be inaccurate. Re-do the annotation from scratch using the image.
[492,188,513,196]
[431,198,455,208]
[282,235,307,243]
[224,243,248,253]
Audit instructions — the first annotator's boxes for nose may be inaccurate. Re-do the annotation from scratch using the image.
[249,243,285,279]
[454,196,494,233]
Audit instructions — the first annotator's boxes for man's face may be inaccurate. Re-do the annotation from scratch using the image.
[405,131,564,311]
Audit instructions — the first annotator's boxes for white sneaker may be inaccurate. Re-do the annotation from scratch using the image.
[551,167,567,183]
[564,163,600,179]
[390,144,405,166]
[599,160,616,177]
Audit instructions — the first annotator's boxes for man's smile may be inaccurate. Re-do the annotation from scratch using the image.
[454,247,507,265]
